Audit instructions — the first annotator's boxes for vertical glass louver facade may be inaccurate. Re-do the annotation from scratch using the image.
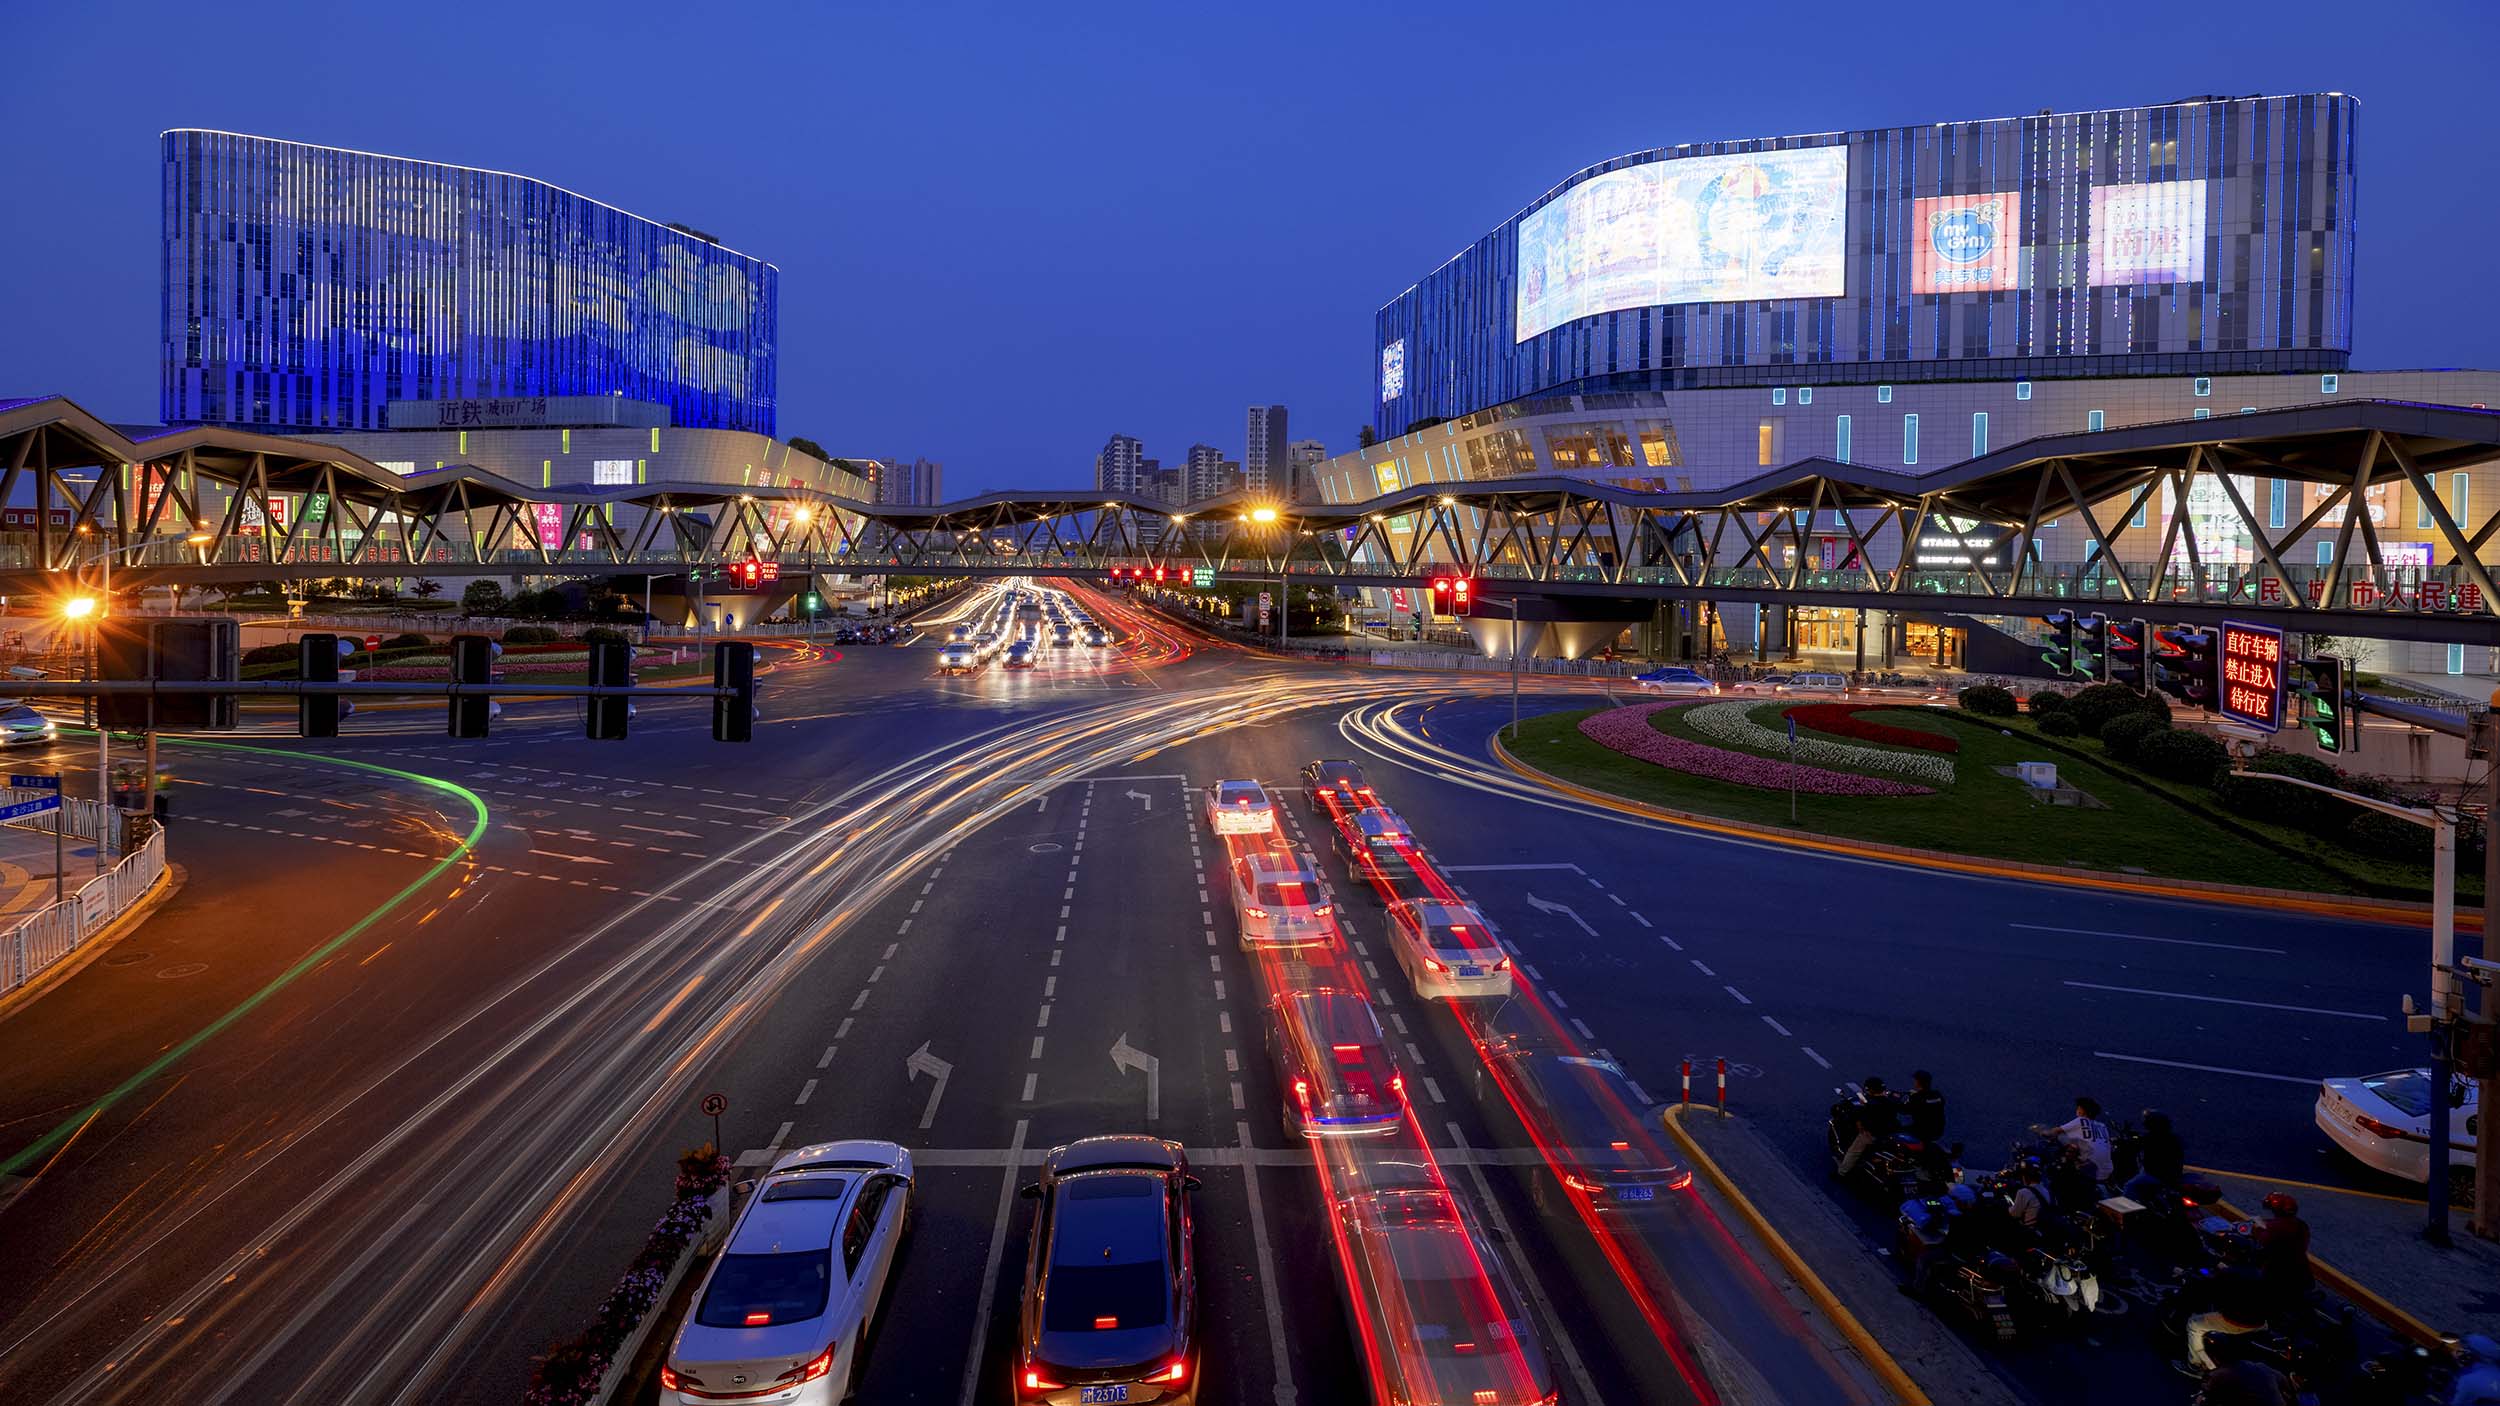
[1376,94,2356,439]
[162,130,777,435]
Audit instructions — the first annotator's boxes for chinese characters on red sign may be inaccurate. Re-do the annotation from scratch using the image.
[2218,621,2285,733]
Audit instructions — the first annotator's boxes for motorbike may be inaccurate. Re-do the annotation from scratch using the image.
[1829,1084,1960,1203]
[1896,1186,2017,1343]
[1965,1172,2105,1325]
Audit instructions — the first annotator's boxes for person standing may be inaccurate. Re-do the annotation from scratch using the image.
[1904,1070,1947,1143]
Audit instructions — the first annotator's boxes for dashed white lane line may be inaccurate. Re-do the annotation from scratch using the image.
[1055,924,1067,942]
[1404,1042,1427,1067]
[1659,934,1683,952]
[849,990,870,1012]
[795,1078,818,1105]
[1218,1011,1232,1034]
[1030,1037,1046,1059]
[1628,911,1652,928]
[816,1046,836,1069]
[1762,1016,1793,1037]
[770,1120,794,1149]
[1570,1017,1596,1040]
[1420,1076,1446,1105]
[1021,1073,1038,1102]
[1050,950,1062,967]
[882,942,899,960]
[1035,1005,1052,1028]
[1690,959,1715,976]
[1229,1082,1245,1110]
[1801,1046,1832,1069]
[1520,962,1543,982]
[835,1018,854,1039]
[1724,985,1751,1006]
[1546,991,1568,1010]
[1213,979,1226,1001]
[1224,1049,1239,1073]
[1387,1013,1408,1036]
[1044,976,1057,998]
[1443,1121,1602,1405]
[868,965,886,984]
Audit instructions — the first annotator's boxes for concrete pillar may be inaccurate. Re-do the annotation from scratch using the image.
[1853,607,1866,680]
[1782,606,1802,662]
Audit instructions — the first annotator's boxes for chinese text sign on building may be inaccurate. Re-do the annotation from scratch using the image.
[2218,621,2285,734]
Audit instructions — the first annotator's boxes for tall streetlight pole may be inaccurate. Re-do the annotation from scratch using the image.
[76,528,214,841]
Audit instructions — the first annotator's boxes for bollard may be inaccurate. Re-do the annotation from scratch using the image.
[1717,1057,1728,1117]
[1681,1059,1691,1106]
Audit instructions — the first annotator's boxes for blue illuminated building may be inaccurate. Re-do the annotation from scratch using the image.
[161,130,777,436]
[1375,94,2356,439]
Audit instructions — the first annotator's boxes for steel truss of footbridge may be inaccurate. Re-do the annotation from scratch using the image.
[4,396,2497,644]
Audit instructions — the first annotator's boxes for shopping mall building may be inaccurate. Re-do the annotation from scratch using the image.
[1310,94,2500,675]
[158,130,867,532]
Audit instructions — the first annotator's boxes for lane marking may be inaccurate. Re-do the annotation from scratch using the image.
[956,1118,1029,1406]
[2062,980,2384,1021]
[2012,921,2288,955]
[1235,1119,1298,1406]
[794,1079,817,1105]
[816,1046,836,1069]
[1690,959,1715,976]
[1436,862,1585,873]
[1762,1016,1793,1037]
[1420,1077,1446,1105]
[1443,1121,1602,1406]
[2094,1050,2318,1084]
[1569,1017,1596,1040]
[1724,985,1751,1006]
[1801,1046,1831,1069]
[1021,1073,1037,1103]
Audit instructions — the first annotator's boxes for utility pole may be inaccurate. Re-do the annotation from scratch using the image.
[2477,703,2500,1240]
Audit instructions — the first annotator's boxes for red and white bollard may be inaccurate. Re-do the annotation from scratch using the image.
[1717,1057,1729,1117]
[1680,1059,1691,1106]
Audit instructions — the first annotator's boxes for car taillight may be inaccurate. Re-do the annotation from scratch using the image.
[1294,1078,1311,1108]
[1424,957,1448,973]
[1562,1173,1602,1193]
[1491,956,1510,971]
[1669,1170,1695,1190]
[1243,906,1270,920]
[1155,1359,1190,1384]
[1021,1366,1064,1394]
[1391,1072,1405,1098]
[1094,1315,1120,1329]
[1312,904,1332,918]
[659,1365,692,1390]
[781,1346,836,1384]
[2353,1112,2407,1139]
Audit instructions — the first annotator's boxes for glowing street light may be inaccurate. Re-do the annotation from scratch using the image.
[61,596,97,620]
[1250,506,1279,525]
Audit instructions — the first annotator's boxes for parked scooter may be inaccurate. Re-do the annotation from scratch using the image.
[1897,1184,2017,1343]
[1968,1173,2104,1322]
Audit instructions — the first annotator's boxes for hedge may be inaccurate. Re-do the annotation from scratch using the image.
[1958,684,2017,716]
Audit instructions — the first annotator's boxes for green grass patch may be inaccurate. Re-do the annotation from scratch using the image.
[1513,702,2367,895]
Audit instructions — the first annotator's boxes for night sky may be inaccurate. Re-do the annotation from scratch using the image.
[4,1,2493,495]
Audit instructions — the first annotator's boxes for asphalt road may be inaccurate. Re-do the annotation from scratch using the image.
[0,583,2446,1405]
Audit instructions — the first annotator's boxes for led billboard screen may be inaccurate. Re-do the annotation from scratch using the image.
[1515,147,1848,341]
[2218,620,2285,734]
[1911,193,2024,294]
[2090,180,2208,287]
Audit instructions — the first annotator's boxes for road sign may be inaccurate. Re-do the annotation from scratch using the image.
[2218,620,2286,733]
[9,774,59,791]
[0,796,61,823]
[363,634,382,651]
[1191,567,1213,587]
[699,1091,728,1117]
[1257,591,1272,627]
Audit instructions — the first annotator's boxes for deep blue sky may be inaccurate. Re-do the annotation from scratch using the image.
[4,1,2494,495]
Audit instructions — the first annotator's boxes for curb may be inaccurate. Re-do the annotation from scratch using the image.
[1660,1104,1930,1405]
[1490,728,2465,928]
[2204,1194,2452,1350]
[0,862,185,1025]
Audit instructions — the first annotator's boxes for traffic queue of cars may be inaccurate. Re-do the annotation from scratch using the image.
[938,584,1113,674]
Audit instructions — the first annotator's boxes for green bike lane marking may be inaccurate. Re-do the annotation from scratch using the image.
[0,737,488,1179]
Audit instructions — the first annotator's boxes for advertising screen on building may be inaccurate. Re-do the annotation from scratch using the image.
[1380,339,1406,403]
[2218,620,2285,734]
[1911,193,2024,294]
[2090,180,2208,287]
[1514,146,1848,341]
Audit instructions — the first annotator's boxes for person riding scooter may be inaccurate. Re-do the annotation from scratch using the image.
[2125,1109,2187,1202]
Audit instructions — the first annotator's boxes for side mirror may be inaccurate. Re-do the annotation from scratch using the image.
[733,1179,756,1196]
[1181,1175,1204,1193]
[1019,1182,1043,1201]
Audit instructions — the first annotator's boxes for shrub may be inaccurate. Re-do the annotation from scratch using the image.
[242,642,297,667]
[581,625,632,646]
[2248,748,2339,787]
[2066,682,2152,735]
[2098,711,2167,763]
[1959,684,2017,716]
[2133,727,2230,786]
[2136,690,2173,724]
[461,580,505,615]
[2344,810,2433,862]
[503,625,561,644]
[2038,710,2082,737]
[2027,689,2071,715]
[384,632,431,650]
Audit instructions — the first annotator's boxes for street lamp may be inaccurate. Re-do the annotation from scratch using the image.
[2230,762,2464,1244]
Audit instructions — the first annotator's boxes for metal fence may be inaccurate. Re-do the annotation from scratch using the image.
[0,787,120,848]
[0,824,165,998]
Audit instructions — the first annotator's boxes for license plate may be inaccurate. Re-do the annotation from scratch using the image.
[1617,1185,1656,1201]
[1457,965,1484,978]
[1081,1389,1131,1404]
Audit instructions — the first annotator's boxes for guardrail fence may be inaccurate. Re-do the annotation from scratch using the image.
[0,822,165,998]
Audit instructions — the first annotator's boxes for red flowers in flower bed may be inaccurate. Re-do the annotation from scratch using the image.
[1578,702,1933,798]
[1785,703,1958,753]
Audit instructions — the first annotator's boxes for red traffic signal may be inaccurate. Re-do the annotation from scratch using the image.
[1453,578,1472,608]
[1431,577,1453,598]
[1154,566,1166,583]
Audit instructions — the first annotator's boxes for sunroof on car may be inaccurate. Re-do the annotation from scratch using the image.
[761,1176,851,1202]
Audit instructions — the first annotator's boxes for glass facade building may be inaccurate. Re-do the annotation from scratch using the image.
[1375,94,2356,439]
[162,130,777,435]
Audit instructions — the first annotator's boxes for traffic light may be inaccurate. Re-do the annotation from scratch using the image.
[449,633,502,738]
[1431,576,1455,615]
[2107,617,2150,693]
[2038,611,2075,675]
[2295,656,2348,754]
[712,641,757,743]
[2073,613,2108,682]
[1452,577,1474,617]
[802,591,822,615]
[298,632,357,738]
[2152,626,2216,706]
[586,638,633,741]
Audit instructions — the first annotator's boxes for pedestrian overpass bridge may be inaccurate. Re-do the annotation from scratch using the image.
[4,395,2497,644]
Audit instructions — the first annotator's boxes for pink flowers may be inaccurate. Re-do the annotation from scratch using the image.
[1578,702,1936,797]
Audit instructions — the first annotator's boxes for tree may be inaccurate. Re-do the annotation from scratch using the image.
[1357,426,1378,449]
[787,435,832,462]
[461,579,506,616]
[413,578,444,600]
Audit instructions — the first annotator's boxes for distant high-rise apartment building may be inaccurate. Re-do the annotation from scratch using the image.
[1243,404,1288,497]
[1287,439,1327,502]
[1182,444,1228,503]
[1096,434,1145,494]
[879,456,944,506]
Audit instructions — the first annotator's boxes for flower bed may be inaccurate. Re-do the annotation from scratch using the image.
[1687,701,1956,786]
[524,1147,732,1406]
[1785,703,1959,754]
[1578,702,1935,797]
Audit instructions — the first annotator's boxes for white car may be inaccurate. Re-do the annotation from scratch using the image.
[936,643,980,673]
[0,703,57,746]
[2316,1069,2479,1184]
[1384,898,1514,1000]
[663,1140,914,1405]
[1228,848,1338,948]
[1205,779,1277,836]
